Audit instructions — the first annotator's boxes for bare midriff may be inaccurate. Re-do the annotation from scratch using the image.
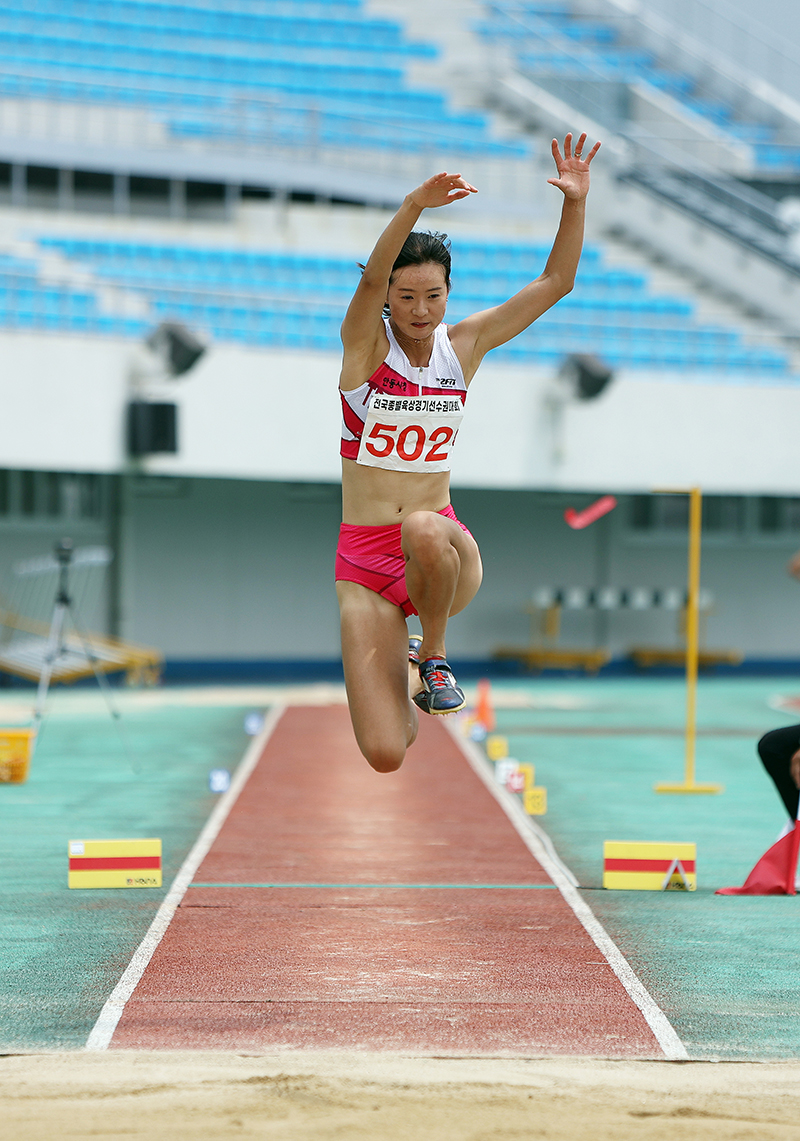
[341,458,451,525]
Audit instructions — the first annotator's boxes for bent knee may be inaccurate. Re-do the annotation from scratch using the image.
[356,724,408,773]
[402,511,453,560]
[362,744,405,774]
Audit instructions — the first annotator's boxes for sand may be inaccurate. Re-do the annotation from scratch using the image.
[2,1052,800,1140]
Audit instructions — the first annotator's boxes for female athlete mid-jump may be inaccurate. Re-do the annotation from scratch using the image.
[336,131,600,773]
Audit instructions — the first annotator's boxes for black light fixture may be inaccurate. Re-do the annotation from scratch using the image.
[558,353,614,401]
[126,322,206,457]
[127,401,178,456]
[145,321,206,378]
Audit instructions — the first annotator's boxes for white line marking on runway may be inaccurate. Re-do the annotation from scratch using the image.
[85,704,287,1051]
[444,720,689,1061]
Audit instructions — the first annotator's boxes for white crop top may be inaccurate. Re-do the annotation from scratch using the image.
[340,320,467,473]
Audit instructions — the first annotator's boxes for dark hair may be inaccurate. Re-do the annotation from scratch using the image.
[383,231,451,317]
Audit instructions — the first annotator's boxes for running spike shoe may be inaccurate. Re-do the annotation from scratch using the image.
[409,637,430,713]
[418,656,466,715]
[412,690,431,715]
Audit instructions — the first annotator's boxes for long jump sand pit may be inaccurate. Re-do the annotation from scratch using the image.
[3,1053,800,1140]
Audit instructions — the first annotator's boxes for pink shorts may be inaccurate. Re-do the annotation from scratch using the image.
[335,504,472,618]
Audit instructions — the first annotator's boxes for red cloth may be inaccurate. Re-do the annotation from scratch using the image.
[716,820,800,895]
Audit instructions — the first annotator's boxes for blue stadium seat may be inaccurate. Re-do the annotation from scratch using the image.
[478,0,800,172]
[0,0,531,161]
[20,232,793,377]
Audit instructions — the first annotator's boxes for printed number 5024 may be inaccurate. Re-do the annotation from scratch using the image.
[365,422,455,463]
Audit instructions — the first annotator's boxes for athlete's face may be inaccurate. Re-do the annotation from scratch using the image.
[387,263,449,339]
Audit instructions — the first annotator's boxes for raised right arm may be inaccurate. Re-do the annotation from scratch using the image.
[339,173,477,387]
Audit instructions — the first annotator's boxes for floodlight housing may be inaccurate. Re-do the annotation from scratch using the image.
[558,353,614,401]
[145,321,206,378]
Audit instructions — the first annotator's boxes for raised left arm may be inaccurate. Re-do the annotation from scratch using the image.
[450,132,600,380]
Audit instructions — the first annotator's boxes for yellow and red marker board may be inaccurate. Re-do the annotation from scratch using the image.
[524,786,548,816]
[68,839,162,889]
[603,841,696,891]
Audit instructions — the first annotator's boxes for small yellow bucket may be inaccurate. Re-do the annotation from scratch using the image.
[0,728,36,784]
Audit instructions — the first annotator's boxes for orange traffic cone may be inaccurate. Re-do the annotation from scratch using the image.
[474,679,496,733]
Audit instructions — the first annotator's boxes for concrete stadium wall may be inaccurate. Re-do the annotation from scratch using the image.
[2,329,800,495]
[115,475,343,661]
[116,478,800,663]
[1,477,799,666]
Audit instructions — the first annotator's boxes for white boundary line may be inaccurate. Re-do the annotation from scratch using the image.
[85,703,287,1051]
[444,720,689,1061]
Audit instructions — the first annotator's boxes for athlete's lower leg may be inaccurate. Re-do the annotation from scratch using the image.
[402,511,483,717]
[402,512,460,661]
[354,703,418,772]
[407,633,431,714]
[337,581,419,771]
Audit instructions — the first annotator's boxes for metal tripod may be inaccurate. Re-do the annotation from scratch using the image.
[33,538,136,769]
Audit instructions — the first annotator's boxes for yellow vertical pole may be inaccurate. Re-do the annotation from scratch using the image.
[655,486,723,794]
[683,486,701,788]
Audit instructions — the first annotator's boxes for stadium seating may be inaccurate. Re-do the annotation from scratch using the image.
[0,0,527,159]
[10,235,788,376]
[0,252,147,337]
[476,1,800,171]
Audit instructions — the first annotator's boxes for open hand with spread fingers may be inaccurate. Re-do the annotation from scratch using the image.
[547,132,601,200]
[409,171,478,211]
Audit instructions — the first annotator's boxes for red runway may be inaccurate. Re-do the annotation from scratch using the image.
[109,706,663,1054]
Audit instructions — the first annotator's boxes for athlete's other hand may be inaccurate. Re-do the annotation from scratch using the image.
[548,132,601,200]
[409,172,478,210]
[789,549,800,581]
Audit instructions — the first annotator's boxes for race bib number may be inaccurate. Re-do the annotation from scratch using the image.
[356,394,464,473]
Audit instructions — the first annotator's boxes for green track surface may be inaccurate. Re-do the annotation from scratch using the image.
[0,689,256,1051]
[492,676,800,1060]
[3,678,800,1060]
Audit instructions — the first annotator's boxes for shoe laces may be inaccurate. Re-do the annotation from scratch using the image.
[421,659,453,691]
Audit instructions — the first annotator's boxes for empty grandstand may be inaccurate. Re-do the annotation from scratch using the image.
[0,233,783,373]
[1,0,799,673]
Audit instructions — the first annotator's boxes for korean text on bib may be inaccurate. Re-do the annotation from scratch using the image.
[356,394,463,473]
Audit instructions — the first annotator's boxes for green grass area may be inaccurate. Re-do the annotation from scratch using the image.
[0,689,257,1051]
[492,676,800,1060]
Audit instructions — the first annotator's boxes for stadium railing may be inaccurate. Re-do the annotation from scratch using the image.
[477,2,800,173]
